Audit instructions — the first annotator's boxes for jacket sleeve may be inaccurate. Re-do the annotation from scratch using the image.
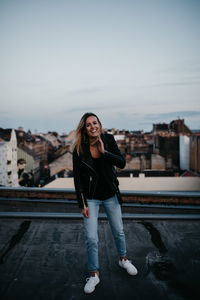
[103,134,126,169]
[72,149,88,209]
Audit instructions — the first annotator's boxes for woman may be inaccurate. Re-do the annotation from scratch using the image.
[73,112,138,294]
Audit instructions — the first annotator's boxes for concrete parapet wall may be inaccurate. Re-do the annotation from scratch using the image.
[44,176,200,192]
[0,187,200,205]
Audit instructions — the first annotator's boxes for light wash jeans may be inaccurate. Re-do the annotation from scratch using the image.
[83,194,126,272]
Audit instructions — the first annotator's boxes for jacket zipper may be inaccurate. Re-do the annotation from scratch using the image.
[81,192,86,208]
[89,176,92,197]
[113,181,119,194]
[82,161,98,199]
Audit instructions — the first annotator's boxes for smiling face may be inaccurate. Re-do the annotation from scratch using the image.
[85,115,101,139]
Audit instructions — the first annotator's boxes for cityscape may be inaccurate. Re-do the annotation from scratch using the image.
[0,117,199,188]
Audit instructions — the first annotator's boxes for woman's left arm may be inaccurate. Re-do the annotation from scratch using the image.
[98,134,126,169]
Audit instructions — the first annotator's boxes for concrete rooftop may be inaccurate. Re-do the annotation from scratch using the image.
[0,217,200,300]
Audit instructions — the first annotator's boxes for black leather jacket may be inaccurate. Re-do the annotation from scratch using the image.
[73,133,126,208]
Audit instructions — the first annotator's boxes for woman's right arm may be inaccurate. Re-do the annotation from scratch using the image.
[72,149,89,215]
[81,207,89,218]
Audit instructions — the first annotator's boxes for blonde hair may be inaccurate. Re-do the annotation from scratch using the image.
[73,112,102,155]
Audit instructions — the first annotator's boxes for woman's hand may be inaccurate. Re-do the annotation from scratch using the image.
[96,136,105,154]
[81,207,89,218]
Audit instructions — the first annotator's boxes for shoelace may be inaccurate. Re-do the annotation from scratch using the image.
[123,259,133,267]
[125,259,132,264]
[85,276,96,283]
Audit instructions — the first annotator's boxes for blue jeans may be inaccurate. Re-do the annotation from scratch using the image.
[83,194,126,272]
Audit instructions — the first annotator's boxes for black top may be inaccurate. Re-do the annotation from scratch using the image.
[89,156,115,200]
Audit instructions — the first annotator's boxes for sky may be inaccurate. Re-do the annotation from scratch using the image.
[0,0,200,134]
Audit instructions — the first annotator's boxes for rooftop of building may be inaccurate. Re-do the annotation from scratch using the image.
[0,128,12,141]
[0,186,200,300]
[0,216,200,300]
[18,144,40,159]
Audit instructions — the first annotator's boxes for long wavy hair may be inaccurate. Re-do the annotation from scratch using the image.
[73,112,102,154]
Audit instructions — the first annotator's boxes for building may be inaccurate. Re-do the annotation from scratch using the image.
[17,145,40,185]
[31,135,49,166]
[190,133,200,174]
[153,119,191,136]
[151,154,165,170]
[49,152,73,177]
[40,132,62,149]
[179,135,190,170]
[60,130,75,148]
[170,119,191,134]
[16,129,49,167]
[0,129,18,187]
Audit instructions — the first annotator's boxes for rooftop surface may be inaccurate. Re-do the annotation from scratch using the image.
[0,217,200,300]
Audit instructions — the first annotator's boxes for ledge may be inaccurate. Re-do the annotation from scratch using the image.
[0,187,200,205]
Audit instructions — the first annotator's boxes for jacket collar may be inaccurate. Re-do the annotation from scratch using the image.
[80,133,107,172]
[100,133,107,148]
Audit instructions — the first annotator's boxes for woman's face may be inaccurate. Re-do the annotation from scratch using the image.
[85,116,101,139]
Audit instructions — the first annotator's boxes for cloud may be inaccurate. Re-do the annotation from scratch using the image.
[66,86,106,96]
[145,111,200,120]
[140,60,200,89]
[160,60,200,74]
[140,80,200,88]
[66,105,107,113]
[0,111,9,115]
[63,101,135,114]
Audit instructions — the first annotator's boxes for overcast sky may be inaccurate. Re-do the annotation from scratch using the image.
[0,0,200,134]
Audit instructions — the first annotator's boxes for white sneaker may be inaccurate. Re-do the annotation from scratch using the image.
[119,259,138,275]
[84,274,100,294]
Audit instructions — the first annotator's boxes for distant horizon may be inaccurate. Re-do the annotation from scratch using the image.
[1,116,199,136]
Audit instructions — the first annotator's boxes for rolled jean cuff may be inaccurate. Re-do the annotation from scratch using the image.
[119,252,126,257]
[88,268,99,272]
